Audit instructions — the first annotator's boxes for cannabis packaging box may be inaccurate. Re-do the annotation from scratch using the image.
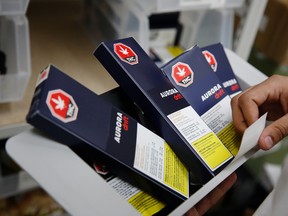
[26,65,191,206]
[201,43,242,98]
[161,45,241,157]
[94,37,233,184]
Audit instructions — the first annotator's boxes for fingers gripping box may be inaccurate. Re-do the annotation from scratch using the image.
[26,65,190,206]
[94,37,233,184]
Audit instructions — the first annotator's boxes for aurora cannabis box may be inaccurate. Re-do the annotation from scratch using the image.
[161,45,241,157]
[94,37,233,184]
[201,43,242,98]
[26,64,190,206]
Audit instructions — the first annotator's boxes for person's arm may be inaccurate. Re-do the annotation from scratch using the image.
[231,74,288,150]
[185,173,237,216]
[185,74,288,215]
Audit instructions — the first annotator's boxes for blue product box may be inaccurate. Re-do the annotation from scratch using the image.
[201,43,242,98]
[161,45,241,156]
[26,65,191,206]
[94,37,233,184]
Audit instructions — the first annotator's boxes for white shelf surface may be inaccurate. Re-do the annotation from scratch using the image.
[131,0,244,14]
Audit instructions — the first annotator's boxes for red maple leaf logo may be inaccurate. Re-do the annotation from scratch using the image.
[46,89,78,123]
[171,62,194,87]
[114,43,138,65]
[202,50,217,72]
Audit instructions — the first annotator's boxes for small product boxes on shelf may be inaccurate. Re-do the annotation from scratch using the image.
[26,65,191,207]
[161,45,241,157]
[94,37,234,185]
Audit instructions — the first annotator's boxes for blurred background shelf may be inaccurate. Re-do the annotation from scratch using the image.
[0,15,31,103]
[0,0,29,15]
[0,0,31,104]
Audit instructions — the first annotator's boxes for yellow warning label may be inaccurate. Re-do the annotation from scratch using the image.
[128,191,166,216]
[192,132,233,170]
[163,142,189,198]
[217,123,241,156]
[167,46,185,57]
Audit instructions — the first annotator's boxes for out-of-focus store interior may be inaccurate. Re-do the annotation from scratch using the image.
[0,0,288,215]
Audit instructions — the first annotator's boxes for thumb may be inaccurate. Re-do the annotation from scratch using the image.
[258,114,288,150]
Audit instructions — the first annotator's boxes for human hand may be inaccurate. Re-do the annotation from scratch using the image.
[185,173,237,216]
[231,75,288,150]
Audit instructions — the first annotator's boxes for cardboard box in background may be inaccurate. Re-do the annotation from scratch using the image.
[253,0,288,65]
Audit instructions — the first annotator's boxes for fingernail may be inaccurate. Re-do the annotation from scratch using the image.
[264,136,274,149]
